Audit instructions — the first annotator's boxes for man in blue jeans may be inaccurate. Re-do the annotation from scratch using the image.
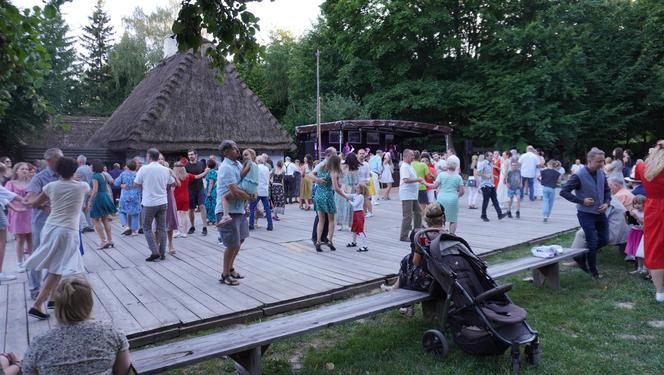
[560,147,611,279]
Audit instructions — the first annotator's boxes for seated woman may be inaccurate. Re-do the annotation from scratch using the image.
[384,203,446,316]
[2,277,131,375]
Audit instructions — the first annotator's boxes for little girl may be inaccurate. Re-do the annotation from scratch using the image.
[626,195,647,274]
[217,149,259,226]
[346,184,369,252]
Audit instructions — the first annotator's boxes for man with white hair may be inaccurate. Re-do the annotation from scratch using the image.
[518,145,540,201]
[74,154,94,232]
[248,155,273,231]
[399,149,424,241]
[24,148,64,295]
[608,176,634,211]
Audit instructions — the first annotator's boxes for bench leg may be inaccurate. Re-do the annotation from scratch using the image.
[422,299,442,323]
[230,345,269,375]
[533,263,560,289]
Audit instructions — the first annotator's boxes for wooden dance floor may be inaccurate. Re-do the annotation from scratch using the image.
[1,195,580,352]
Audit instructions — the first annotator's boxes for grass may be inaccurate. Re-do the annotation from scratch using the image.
[161,233,664,374]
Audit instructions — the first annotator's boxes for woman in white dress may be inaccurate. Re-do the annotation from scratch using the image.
[24,157,89,320]
[379,153,395,199]
[496,151,511,204]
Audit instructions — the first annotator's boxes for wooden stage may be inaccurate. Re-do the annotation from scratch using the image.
[1,194,580,352]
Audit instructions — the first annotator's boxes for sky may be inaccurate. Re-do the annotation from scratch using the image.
[12,0,323,46]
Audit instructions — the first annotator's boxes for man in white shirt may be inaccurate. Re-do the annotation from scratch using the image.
[399,149,424,241]
[283,156,297,204]
[248,155,273,231]
[134,148,175,261]
[446,148,461,174]
[518,145,540,201]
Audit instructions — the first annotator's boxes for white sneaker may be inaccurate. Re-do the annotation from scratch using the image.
[0,272,17,281]
[16,262,26,273]
[656,293,664,302]
[366,213,374,218]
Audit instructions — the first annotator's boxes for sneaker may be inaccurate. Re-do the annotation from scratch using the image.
[187,227,195,235]
[481,216,490,222]
[507,211,513,218]
[656,293,664,302]
[28,307,50,320]
[365,213,374,218]
[202,227,208,236]
[516,211,520,219]
[145,254,160,262]
[543,217,548,222]
[498,213,507,220]
[16,262,26,273]
[0,272,17,281]
[266,225,273,231]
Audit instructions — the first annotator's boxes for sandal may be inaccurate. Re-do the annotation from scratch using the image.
[315,242,323,252]
[168,249,176,255]
[327,241,336,251]
[219,274,239,286]
[357,247,368,252]
[346,242,357,247]
[230,268,244,279]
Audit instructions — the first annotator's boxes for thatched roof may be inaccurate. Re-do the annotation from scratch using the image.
[87,48,294,152]
[296,120,453,136]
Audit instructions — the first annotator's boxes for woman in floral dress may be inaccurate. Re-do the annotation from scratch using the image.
[204,159,218,225]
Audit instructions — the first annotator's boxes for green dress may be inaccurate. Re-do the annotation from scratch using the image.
[313,170,336,214]
[90,173,117,219]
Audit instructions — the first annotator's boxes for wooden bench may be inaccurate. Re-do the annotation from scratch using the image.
[131,247,587,374]
[486,247,588,289]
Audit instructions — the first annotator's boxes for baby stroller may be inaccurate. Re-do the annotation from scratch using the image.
[414,229,539,374]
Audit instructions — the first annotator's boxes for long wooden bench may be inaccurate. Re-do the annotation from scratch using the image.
[131,247,588,374]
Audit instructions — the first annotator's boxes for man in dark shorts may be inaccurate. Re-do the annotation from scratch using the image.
[185,149,208,236]
[216,140,252,286]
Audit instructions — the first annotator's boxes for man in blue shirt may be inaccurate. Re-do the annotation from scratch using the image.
[25,148,63,298]
[216,140,252,286]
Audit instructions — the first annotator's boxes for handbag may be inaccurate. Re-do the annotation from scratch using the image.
[467,177,477,188]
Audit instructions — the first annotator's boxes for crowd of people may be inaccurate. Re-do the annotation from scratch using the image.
[0,139,663,373]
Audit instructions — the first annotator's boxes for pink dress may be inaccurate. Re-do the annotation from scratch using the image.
[5,180,32,234]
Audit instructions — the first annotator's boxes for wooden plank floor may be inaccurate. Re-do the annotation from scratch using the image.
[1,193,579,352]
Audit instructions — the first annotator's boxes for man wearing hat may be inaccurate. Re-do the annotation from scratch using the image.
[283,156,297,204]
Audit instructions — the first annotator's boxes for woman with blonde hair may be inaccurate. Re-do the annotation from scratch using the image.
[379,152,394,199]
[17,277,131,374]
[636,140,664,301]
[5,162,33,272]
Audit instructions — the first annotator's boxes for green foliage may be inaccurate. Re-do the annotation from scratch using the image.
[79,0,115,115]
[282,93,369,135]
[171,0,266,72]
[38,0,80,115]
[0,2,52,153]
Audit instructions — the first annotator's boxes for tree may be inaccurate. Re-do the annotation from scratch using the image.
[0,3,52,153]
[122,0,180,69]
[79,0,115,115]
[38,0,80,114]
[171,0,267,71]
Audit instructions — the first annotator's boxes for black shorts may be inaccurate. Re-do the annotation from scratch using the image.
[417,190,429,204]
[189,188,206,209]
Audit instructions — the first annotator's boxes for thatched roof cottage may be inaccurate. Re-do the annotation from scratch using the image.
[87,45,294,160]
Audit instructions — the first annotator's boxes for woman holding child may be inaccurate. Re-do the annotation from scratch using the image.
[312,154,349,252]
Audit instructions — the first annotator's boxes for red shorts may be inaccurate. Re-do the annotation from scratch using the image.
[351,211,365,233]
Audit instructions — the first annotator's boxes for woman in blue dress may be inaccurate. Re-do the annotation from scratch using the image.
[114,159,141,236]
[311,154,349,252]
[89,160,118,249]
[204,159,218,225]
[426,158,464,235]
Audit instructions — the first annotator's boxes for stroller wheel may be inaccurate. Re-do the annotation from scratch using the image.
[422,329,448,358]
